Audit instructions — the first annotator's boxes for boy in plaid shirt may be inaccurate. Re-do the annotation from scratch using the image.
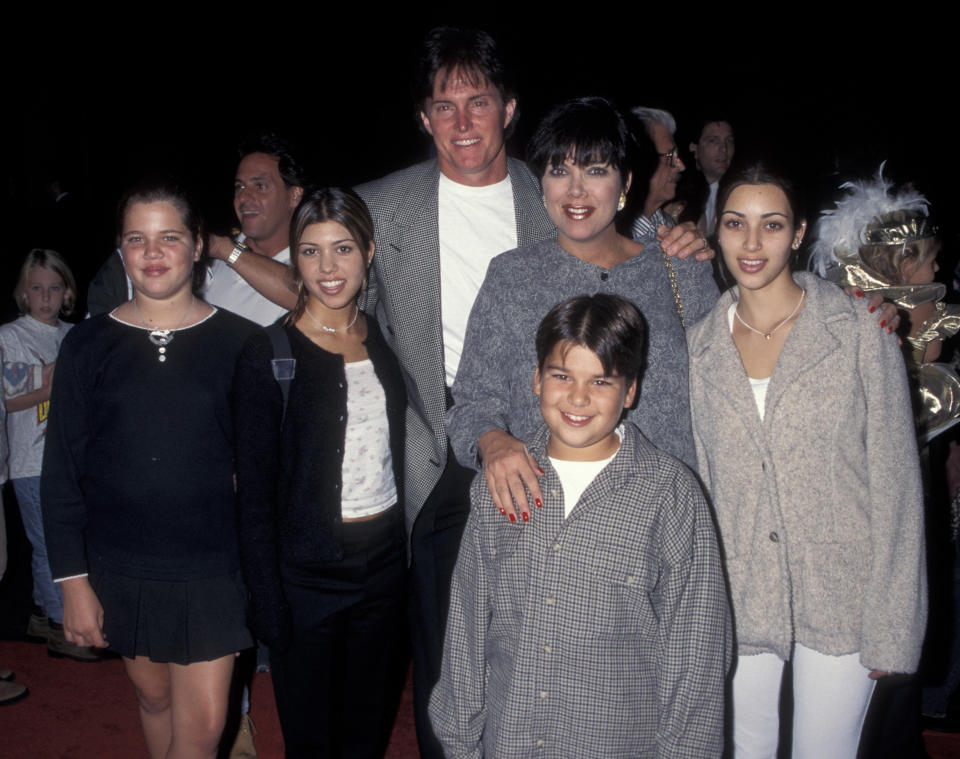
[431,294,731,758]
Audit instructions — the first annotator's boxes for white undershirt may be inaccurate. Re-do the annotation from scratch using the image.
[549,427,622,518]
[438,173,517,385]
[728,303,771,420]
[341,359,397,519]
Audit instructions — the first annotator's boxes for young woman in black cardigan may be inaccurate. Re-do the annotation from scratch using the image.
[233,188,408,758]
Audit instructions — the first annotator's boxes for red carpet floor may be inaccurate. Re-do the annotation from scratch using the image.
[3,635,960,758]
[0,638,418,759]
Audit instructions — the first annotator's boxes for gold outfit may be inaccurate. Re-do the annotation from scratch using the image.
[833,254,960,442]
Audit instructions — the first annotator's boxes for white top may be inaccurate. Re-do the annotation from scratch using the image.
[438,172,517,385]
[203,244,291,327]
[549,427,622,518]
[727,303,771,419]
[0,315,73,478]
[341,359,397,519]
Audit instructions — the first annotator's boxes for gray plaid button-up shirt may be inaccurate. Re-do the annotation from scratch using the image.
[430,423,731,758]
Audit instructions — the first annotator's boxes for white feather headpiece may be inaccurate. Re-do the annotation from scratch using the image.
[810,162,933,278]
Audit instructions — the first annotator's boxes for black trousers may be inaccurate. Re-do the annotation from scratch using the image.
[408,443,475,759]
[269,508,408,759]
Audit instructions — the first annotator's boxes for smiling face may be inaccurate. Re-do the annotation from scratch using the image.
[296,220,373,320]
[24,265,68,326]
[718,183,806,292]
[233,152,302,251]
[542,156,630,251]
[120,201,202,302]
[534,341,636,462]
[691,121,735,184]
[420,67,516,187]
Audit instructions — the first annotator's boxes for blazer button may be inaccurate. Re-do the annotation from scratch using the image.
[600,272,609,281]
[769,531,779,543]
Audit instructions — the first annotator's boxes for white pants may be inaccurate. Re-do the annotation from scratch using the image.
[733,644,876,759]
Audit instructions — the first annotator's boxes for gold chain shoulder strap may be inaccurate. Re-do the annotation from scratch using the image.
[662,250,685,329]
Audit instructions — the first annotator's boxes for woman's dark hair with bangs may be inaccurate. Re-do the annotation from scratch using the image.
[526,97,636,184]
[536,293,647,385]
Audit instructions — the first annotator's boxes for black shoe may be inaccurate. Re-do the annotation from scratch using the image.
[0,680,28,706]
[25,610,50,643]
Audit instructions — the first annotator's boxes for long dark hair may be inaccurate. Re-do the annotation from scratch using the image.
[287,187,375,324]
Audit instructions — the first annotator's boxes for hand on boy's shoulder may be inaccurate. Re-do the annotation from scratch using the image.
[477,428,544,525]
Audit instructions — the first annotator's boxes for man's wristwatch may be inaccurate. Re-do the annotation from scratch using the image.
[227,240,249,266]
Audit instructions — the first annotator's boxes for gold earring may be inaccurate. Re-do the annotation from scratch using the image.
[617,192,627,212]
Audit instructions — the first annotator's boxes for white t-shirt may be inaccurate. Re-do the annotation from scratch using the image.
[0,315,73,478]
[549,427,622,518]
[203,246,291,327]
[438,173,517,385]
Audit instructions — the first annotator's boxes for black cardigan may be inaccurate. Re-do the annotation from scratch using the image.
[232,317,406,647]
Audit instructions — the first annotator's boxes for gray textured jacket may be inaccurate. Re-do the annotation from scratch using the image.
[449,238,718,471]
[688,272,926,672]
[356,158,555,533]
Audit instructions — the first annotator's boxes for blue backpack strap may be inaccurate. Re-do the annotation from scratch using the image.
[265,323,295,420]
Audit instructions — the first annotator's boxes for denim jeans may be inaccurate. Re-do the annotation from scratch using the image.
[13,476,63,623]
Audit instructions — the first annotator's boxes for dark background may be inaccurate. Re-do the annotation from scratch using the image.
[3,12,953,315]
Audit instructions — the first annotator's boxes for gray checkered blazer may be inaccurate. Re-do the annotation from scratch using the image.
[356,158,555,533]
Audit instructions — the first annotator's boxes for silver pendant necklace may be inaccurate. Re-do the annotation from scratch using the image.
[304,304,359,333]
[133,296,195,362]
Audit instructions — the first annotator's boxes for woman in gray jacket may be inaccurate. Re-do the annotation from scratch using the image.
[687,162,926,759]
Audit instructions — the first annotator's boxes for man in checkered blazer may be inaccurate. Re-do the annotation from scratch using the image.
[355,27,555,758]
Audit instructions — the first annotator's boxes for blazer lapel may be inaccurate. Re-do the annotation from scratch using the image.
[383,163,447,442]
[763,274,843,421]
[691,297,763,428]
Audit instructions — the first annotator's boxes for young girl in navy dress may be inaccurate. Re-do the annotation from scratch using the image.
[42,181,256,758]
[233,187,408,758]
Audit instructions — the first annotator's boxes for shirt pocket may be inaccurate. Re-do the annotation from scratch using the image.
[584,548,659,639]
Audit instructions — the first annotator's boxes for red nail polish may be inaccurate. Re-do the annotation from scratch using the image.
[535,497,543,509]
[522,512,529,522]
[855,289,865,298]
[499,508,506,515]
[536,467,545,476]
[869,305,876,313]
[887,326,894,334]
[509,513,516,523]
[879,318,886,327]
